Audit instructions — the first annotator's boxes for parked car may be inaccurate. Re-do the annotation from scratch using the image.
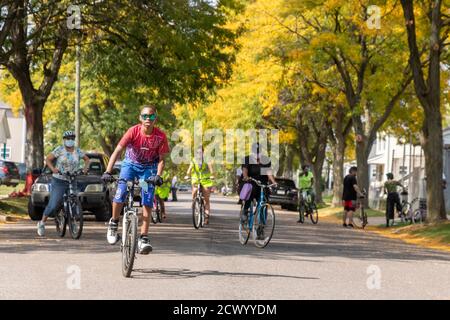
[28,153,114,222]
[0,160,20,187]
[15,162,27,180]
[268,177,298,211]
[177,183,191,192]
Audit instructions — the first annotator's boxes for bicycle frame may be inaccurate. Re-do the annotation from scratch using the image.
[121,179,138,248]
[247,183,269,230]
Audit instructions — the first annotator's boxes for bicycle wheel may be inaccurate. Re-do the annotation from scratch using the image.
[55,207,67,237]
[298,202,305,224]
[309,202,319,224]
[253,203,275,248]
[353,206,367,229]
[151,199,158,224]
[68,199,83,239]
[157,201,163,223]
[238,203,251,245]
[122,212,138,278]
[192,198,202,229]
[413,209,424,224]
[200,200,206,228]
[400,202,411,223]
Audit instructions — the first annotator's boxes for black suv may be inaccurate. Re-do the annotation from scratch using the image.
[28,153,114,222]
[268,177,298,211]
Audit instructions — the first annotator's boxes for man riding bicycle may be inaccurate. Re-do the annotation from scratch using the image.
[298,165,314,223]
[37,131,90,236]
[185,146,215,225]
[102,105,169,254]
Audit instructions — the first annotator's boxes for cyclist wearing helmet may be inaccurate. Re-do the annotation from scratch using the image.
[384,173,404,227]
[37,131,90,236]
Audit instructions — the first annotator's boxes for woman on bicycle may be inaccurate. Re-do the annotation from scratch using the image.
[37,131,90,236]
[241,143,277,224]
[384,173,404,227]
[185,146,214,224]
[155,170,171,220]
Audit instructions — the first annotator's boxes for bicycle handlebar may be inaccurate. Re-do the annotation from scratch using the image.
[246,177,277,188]
[115,177,157,186]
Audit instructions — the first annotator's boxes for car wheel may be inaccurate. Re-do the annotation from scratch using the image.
[94,197,112,222]
[28,199,44,221]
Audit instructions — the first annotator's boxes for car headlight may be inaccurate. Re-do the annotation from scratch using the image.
[84,184,104,192]
[33,183,50,192]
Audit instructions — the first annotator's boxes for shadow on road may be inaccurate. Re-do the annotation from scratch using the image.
[131,267,319,280]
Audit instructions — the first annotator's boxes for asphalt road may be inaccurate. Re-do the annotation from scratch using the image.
[1,193,450,300]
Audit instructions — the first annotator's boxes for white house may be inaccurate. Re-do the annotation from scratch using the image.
[0,102,26,163]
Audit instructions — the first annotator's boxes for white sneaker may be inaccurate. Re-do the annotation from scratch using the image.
[107,219,120,245]
[138,235,153,254]
[37,221,45,236]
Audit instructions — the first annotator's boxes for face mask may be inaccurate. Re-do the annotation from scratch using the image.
[64,140,75,148]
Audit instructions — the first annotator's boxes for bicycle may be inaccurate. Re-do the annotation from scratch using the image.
[151,194,162,224]
[112,176,156,278]
[187,178,207,229]
[297,188,318,224]
[410,197,427,223]
[399,189,411,223]
[55,171,84,240]
[352,189,368,229]
[239,177,277,248]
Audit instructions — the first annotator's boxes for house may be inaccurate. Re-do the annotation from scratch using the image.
[0,102,26,163]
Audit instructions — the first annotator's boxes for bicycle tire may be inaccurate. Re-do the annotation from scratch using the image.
[239,203,251,245]
[55,207,67,237]
[68,199,83,239]
[192,198,202,229]
[353,205,367,229]
[253,203,275,248]
[310,202,319,224]
[151,199,158,224]
[122,212,138,278]
[200,200,206,228]
[298,202,305,224]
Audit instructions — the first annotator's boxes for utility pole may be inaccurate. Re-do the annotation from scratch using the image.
[75,43,81,147]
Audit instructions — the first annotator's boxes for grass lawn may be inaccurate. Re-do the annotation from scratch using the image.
[0,182,25,196]
[0,196,29,216]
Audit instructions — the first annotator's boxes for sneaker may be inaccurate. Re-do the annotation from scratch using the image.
[107,219,120,245]
[138,235,153,255]
[240,213,248,224]
[256,226,265,240]
[347,223,354,228]
[343,223,348,228]
[37,221,45,236]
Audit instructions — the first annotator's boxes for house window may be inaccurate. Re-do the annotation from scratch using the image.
[0,146,11,160]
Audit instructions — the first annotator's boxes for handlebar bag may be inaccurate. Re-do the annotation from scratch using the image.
[239,183,253,201]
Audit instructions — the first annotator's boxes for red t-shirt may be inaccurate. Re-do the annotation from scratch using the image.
[119,125,170,165]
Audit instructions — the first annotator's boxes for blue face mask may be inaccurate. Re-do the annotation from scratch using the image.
[64,139,75,148]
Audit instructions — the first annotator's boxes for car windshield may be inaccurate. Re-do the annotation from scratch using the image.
[276,179,296,189]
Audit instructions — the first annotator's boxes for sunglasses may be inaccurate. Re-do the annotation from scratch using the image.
[141,113,157,121]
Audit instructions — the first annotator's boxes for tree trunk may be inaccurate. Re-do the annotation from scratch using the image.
[312,142,326,204]
[332,136,346,207]
[355,140,370,207]
[24,102,44,170]
[401,0,446,221]
[422,106,446,221]
[283,144,294,179]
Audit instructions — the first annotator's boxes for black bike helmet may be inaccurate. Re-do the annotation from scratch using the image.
[386,173,394,180]
[63,130,76,139]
